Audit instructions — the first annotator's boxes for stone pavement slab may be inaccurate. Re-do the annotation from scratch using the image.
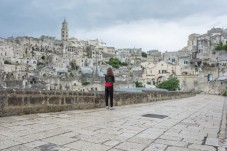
[144,143,167,151]
[0,94,226,151]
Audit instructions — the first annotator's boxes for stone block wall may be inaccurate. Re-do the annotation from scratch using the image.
[0,89,195,117]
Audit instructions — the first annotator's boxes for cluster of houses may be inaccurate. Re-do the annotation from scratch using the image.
[0,19,227,94]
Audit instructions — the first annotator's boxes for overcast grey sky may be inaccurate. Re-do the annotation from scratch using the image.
[1,0,227,51]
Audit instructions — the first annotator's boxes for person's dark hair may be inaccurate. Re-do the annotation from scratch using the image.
[107,68,114,76]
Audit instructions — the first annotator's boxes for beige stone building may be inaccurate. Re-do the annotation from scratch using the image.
[141,61,181,85]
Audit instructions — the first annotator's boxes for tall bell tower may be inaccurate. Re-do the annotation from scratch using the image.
[61,19,68,41]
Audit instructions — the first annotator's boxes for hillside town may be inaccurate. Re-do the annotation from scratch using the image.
[0,19,227,94]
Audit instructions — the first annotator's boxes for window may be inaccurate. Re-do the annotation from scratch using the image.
[184,61,188,64]
[159,70,161,74]
[172,59,175,62]
[161,70,167,73]
[208,74,213,81]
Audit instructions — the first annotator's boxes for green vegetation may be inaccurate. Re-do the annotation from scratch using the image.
[156,78,180,91]
[107,58,128,69]
[141,52,147,58]
[4,60,11,64]
[215,42,227,51]
[82,81,90,85]
[135,81,143,88]
[223,91,227,97]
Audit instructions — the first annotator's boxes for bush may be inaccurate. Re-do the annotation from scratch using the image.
[156,78,180,91]
[120,62,128,66]
[135,81,143,87]
[223,91,227,96]
[37,62,44,66]
[4,60,11,64]
[82,81,90,85]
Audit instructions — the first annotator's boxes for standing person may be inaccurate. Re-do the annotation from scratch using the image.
[105,68,115,110]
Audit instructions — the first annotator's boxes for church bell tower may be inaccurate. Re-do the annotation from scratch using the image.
[61,19,68,41]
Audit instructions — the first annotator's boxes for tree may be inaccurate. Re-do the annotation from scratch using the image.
[223,91,227,96]
[156,78,180,91]
[223,44,227,50]
[141,52,147,58]
[215,44,223,50]
[107,58,128,68]
[215,42,227,51]
[4,60,11,64]
[135,81,143,87]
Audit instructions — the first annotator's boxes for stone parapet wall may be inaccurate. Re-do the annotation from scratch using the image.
[0,89,195,117]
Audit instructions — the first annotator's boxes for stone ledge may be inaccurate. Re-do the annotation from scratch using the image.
[0,89,196,117]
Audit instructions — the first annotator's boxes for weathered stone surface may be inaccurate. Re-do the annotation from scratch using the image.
[115,142,147,151]
[188,144,216,151]
[65,140,111,151]
[127,137,153,145]
[0,89,195,117]
[0,140,21,150]
[166,146,200,151]
[42,136,78,145]
[155,139,188,147]
[104,140,121,147]
[24,141,49,148]
[0,94,226,150]
[1,145,39,151]
[205,137,219,146]
[144,143,167,151]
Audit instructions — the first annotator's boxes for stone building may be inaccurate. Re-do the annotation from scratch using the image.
[141,61,181,85]
[147,50,162,63]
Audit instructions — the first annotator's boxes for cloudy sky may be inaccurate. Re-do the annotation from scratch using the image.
[0,0,227,52]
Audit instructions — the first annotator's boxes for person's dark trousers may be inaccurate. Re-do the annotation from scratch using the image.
[105,86,113,107]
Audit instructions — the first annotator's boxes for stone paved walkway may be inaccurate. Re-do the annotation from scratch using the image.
[0,94,226,151]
